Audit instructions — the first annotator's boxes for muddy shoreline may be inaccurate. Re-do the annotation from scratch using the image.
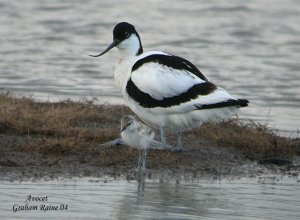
[1,132,299,182]
[0,95,299,181]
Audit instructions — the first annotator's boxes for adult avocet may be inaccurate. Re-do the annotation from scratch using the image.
[91,22,249,151]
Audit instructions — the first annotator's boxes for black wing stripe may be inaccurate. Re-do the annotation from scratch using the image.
[126,78,216,108]
[194,99,249,110]
[132,54,207,81]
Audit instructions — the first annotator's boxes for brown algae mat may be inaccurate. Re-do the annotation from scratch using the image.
[0,94,299,181]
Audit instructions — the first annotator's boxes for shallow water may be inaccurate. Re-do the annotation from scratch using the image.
[0,176,299,220]
[1,0,300,136]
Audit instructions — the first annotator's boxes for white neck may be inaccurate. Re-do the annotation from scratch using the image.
[116,34,142,62]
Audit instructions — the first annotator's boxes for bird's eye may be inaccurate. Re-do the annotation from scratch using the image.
[124,32,130,38]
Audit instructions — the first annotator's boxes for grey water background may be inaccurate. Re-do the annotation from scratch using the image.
[0,177,300,220]
[0,0,299,137]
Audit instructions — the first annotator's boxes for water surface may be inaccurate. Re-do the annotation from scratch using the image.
[0,177,299,220]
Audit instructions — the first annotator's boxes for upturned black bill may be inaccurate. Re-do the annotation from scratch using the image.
[89,39,119,57]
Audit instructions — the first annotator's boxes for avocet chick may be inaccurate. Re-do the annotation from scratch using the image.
[120,115,154,174]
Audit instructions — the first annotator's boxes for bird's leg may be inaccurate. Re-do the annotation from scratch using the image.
[176,130,184,152]
[141,149,148,174]
[136,149,148,175]
[137,149,143,173]
[160,127,168,147]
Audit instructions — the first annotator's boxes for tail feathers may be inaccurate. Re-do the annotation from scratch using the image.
[237,99,249,107]
[195,98,249,110]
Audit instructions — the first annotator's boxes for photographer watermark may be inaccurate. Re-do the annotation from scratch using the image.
[12,195,68,213]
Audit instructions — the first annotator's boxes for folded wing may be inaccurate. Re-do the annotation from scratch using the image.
[127,53,248,113]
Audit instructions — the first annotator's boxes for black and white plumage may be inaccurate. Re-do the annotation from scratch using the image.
[120,115,154,174]
[91,22,249,150]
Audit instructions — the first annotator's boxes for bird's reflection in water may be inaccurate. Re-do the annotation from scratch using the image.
[136,173,146,203]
